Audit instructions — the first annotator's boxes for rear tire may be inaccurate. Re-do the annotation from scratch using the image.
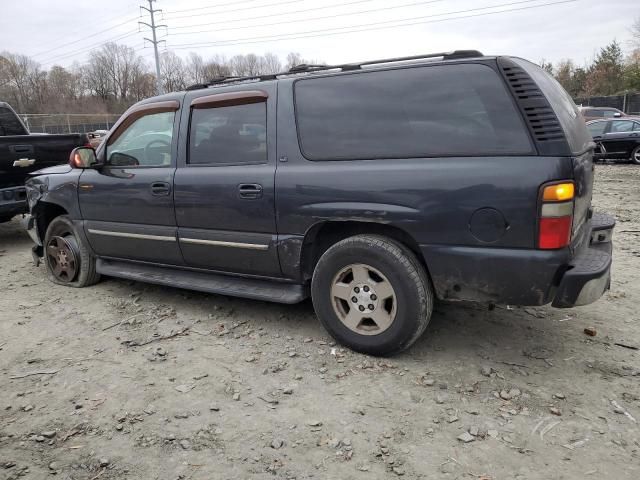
[631,146,640,165]
[311,235,433,356]
[44,215,100,287]
[0,215,14,224]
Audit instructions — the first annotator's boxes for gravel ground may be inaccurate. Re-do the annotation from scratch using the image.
[0,164,639,480]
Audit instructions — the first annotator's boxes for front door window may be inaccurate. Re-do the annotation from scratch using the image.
[106,111,175,167]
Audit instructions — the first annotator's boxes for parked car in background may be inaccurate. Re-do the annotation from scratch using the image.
[87,129,109,148]
[579,106,625,122]
[23,51,614,355]
[0,101,89,223]
[586,118,640,164]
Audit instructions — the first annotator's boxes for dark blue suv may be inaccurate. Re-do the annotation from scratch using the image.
[23,51,615,355]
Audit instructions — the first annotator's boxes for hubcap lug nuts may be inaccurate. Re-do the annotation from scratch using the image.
[351,296,357,303]
[358,305,365,312]
[354,287,360,293]
[363,285,369,292]
[370,294,377,300]
[368,304,374,310]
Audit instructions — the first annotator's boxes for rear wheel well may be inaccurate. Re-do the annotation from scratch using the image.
[300,221,427,280]
[34,202,68,240]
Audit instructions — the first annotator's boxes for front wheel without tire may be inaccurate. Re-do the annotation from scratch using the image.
[44,215,100,287]
[311,235,433,356]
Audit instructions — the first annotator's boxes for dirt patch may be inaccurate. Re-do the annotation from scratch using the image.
[1,165,639,479]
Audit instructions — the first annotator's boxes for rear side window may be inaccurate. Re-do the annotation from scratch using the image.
[294,64,533,160]
[602,110,620,118]
[189,103,267,165]
[585,110,603,118]
[0,106,28,136]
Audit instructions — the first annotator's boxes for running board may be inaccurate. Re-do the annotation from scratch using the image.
[96,259,307,304]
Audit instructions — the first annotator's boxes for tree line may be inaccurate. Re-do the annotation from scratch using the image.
[1,17,639,115]
[0,45,314,114]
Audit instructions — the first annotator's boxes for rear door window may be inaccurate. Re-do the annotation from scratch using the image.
[188,102,267,166]
[294,64,533,160]
[609,120,635,133]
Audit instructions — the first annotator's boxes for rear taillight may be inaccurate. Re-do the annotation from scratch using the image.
[538,182,574,249]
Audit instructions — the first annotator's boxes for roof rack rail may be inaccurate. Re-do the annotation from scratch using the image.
[185,50,484,91]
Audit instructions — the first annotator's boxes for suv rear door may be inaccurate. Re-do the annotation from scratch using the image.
[174,84,281,276]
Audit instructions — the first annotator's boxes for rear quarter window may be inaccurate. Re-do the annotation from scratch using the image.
[294,63,533,160]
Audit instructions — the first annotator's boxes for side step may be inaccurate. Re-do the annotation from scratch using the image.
[96,259,308,304]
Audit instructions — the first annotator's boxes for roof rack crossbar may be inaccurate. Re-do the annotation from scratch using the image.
[184,50,483,91]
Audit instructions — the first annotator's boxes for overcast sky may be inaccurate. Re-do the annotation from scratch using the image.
[1,0,637,69]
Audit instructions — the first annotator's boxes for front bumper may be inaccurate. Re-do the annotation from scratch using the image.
[22,214,43,266]
[0,186,27,217]
[551,212,614,308]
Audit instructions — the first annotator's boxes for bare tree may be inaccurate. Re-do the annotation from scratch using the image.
[160,50,186,93]
[262,52,282,74]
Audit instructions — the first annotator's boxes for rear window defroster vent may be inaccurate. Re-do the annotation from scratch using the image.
[501,64,563,143]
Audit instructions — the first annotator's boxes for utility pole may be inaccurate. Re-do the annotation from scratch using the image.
[139,0,166,95]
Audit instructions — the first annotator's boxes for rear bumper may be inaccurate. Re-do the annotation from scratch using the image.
[551,212,614,308]
[420,211,614,307]
[0,186,27,217]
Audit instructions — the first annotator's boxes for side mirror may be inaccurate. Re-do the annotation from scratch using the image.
[69,146,99,169]
[613,112,622,118]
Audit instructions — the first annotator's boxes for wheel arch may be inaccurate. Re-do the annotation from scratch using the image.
[299,221,430,282]
[33,201,69,242]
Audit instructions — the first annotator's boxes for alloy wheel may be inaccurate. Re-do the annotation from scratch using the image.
[330,263,397,335]
[46,235,79,283]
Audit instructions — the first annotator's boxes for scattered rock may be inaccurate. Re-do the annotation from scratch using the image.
[499,390,512,400]
[174,384,195,393]
[441,461,456,474]
[469,426,479,437]
[179,439,191,450]
[435,393,447,404]
[22,405,34,412]
[48,462,59,470]
[487,430,499,438]
[550,407,562,416]
[509,388,521,398]
[209,404,220,411]
[99,458,110,467]
[584,327,597,337]
[306,420,322,427]
[457,432,475,443]
[232,392,240,401]
[553,393,566,400]
[283,387,293,395]
[480,366,493,377]
[271,438,284,449]
[41,431,56,438]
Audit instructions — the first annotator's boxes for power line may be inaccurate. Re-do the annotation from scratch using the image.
[30,16,138,59]
[165,0,266,16]
[163,0,304,21]
[40,31,139,67]
[168,0,576,49]
[168,0,447,36]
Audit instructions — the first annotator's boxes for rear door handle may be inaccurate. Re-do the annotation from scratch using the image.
[150,181,171,196]
[238,183,263,199]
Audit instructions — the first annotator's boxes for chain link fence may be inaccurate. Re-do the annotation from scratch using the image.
[18,114,122,134]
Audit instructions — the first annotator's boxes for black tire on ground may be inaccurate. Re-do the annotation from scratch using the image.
[631,146,640,165]
[311,234,434,356]
[44,215,100,287]
[0,215,14,223]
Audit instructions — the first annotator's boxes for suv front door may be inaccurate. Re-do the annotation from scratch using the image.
[174,85,280,276]
[79,100,184,264]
